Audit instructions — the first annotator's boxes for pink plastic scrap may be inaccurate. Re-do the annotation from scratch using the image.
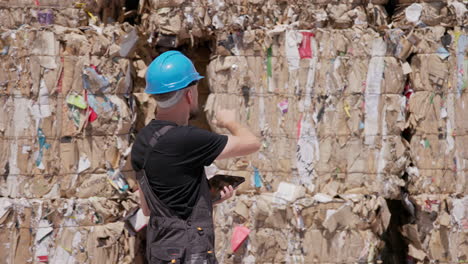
[299,32,315,59]
[231,225,251,252]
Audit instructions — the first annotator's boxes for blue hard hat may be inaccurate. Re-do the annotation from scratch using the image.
[145,50,204,94]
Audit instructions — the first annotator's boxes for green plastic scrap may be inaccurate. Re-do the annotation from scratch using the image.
[66,94,87,109]
[266,47,272,78]
[424,139,430,148]
[430,93,435,104]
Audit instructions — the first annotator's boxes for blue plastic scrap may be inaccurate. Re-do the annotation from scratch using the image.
[436,47,450,60]
[35,128,51,167]
[0,46,9,56]
[253,167,262,188]
[87,94,114,114]
[82,67,110,92]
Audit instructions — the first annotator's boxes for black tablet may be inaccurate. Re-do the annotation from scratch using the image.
[208,174,245,202]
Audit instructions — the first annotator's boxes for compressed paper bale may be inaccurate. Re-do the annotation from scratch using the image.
[407,91,447,135]
[316,93,405,139]
[20,175,59,199]
[448,231,468,261]
[303,229,374,263]
[408,167,459,195]
[251,137,297,172]
[249,228,288,263]
[382,94,406,134]
[426,228,452,261]
[380,57,406,94]
[0,7,88,29]
[72,173,117,198]
[392,2,458,28]
[346,58,369,94]
[454,92,468,134]
[0,0,82,7]
[74,136,125,173]
[410,54,449,92]
[410,134,454,171]
[313,136,335,174]
[0,206,14,262]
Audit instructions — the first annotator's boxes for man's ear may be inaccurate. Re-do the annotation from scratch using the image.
[185,88,193,104]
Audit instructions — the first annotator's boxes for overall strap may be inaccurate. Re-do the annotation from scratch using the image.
[137,125,176,217]
[142,125,174,169]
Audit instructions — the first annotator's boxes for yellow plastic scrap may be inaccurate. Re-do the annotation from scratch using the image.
[61,246,73,254]
[344,102,351,118]
[74,2,97,23]
[66,94,87,109]
[86,11,97,22]
[74,2,86,8]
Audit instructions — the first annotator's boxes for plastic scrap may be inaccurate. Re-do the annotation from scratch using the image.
[343,102,351,118]
[38,10,54,25]
[299,32,314,59]
[266,47,273,78]
[125,208,149,233]
[78,156,91,174]
[1,46,9,55]
[231,225,251,252]
[253,167,262,188]
[119,28,138,57]
[405,4,423,23]
[107,169,129,193]
[274,182,306,204]
[82,67,110,93]
[35,128,51,169]
[66,94,87,110]
[436,47,450,60]
[278,99,288,114]
[87,94,114,115]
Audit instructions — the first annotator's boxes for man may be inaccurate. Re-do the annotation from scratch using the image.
[131,50,260,263]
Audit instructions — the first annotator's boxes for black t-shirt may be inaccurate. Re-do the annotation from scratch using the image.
[131,120,228,219]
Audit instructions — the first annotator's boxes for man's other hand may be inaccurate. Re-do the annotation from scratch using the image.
[214,185,234,205]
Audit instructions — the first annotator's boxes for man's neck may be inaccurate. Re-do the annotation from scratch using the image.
[155,110,188,126]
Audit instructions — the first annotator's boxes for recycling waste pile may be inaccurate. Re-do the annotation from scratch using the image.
[0,0,467,263]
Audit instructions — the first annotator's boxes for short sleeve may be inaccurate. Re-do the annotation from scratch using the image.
[179,126,228,167]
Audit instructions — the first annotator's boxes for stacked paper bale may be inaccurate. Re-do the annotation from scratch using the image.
[395,6,468,261]
[0,0,126,28]
[138,0,467,263]
[204,27,410,263]
[0,0,466,263]
[384,2,468,262]
[137,0,393,48]
[0,23,144,263]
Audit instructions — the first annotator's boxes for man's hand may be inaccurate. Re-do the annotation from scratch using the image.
[213,109,261,160]
[212,109,236,129]
[213,185,234,205]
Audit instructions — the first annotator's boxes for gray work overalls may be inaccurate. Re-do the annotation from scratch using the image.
[136,125,218,264]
